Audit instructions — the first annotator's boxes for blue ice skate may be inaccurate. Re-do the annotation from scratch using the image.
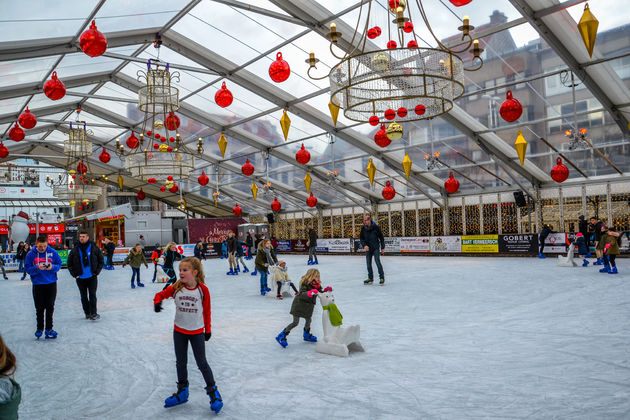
[276,330,288,348]
[164,385,189,408]
[242,267,249,273]
[137,282,145,287]
[303,328,317,342]
[226,269,235,275]
[538,253,546,259]
[593,258,603,265]
[131,281,135,289]
[44,330,58,339]
[206,385,223,414]
[251,269,258,276]
[34,330,43,339]
[307,258,313,265]
[313,257,318,265]
[582,259,589,267]
[599,265,610,273]
[608,267,618,274]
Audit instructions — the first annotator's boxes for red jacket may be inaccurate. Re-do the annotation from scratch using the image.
[151,249,162,264]
[154,283,211,335]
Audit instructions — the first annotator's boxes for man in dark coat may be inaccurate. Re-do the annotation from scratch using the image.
[68,230,104,320]
[359,215,385,285]
[103,237,116,270]
[307,228,318,265]
[578,215,589,249]
[538,224,554,258]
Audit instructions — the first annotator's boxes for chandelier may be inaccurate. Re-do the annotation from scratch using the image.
[306,0,483,124]
[565,128,590,150]
[115,59,203,182]
[64,120,93,156]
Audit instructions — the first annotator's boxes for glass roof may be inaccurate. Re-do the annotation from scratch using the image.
[0,0,628,213]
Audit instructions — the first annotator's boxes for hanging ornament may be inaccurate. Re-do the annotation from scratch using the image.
[500,90,523,123]
[117,174,124,191]
[373,26,382,36]
[126,132,139,149]
[218,133,227,158]
[444,172,460,194]
[78,206,83,211]
[43,71,66,100]
[241,158,254,176]
[386,122,403,140]
[160,186,166,192]
[165,112,180,130]
[271,197,282,212]
[69,200,76,207]
[79,20,107,57]
[407,40,418,49]
[374,124,391,148]
[328,100,340,126]
[366,158,376,186]
[397,107,408,118]
[306,192,318,208]
[99,148,111,163]
[514,130,528,166]
[388,0,404,12]
[169,184,179,193]
[369,116,380,126]
[18,107,37,129]
[304,172,312,193]
[402,153,412,180]
[578,3,598,58]
[387,40,397,49]
[415,104,426,115]
[251,182,258,200]
[76,161,87,174]
[198,171,209,186]
[280,110,291,141]
[367,28,377,39]
[296,143,311,165]
[137,188,146,201]
[0,142,8,159]
[371,52,390,71]
[403,22,414,33]
[233,204,242,216]
[215,81,233,108]
[382,181,396,200]
[153,120,164,130]
[449,0,472,6]
[550,157,569,183]
[8,123,25,142]
[147,178,156,184]
[165,179,174,189]
[269,52,291,83]
[384,109,396,120]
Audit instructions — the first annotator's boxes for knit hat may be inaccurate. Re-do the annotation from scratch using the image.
[576,232,583,237]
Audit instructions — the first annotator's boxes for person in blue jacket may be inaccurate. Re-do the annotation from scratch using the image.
[574,232,589,267]
[24,235,62,340]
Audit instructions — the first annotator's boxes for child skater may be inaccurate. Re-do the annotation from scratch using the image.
[0,334,21,418]
[122,244,149,288]
[162,242,182,290]
[254,239,277,296]
[151,243,163,283]
[272,260,298,300]
[275,268,330,348]
[153,257,223,414]
[574,233,589,267]
[600,226,620,274]
[234,240,249,273]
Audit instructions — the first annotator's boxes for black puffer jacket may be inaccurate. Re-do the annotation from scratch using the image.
[308,229,318,247]
[68,241,104,278]
[290,282,322,319]
[359,221,385,251]
[163,249,181,269]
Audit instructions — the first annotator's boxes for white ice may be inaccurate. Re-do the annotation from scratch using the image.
[1,255,629,419]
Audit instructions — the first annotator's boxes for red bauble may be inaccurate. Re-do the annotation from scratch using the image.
[215,81,233,108]
[8,123,24,142]
[148,178,156,184]
[271,197,282,212]
[388,0,400,8]
[18,107,37,129]
[499,90,523,123]
[165,112,180,130]
[79,20,107,57]
[78,206,83,211]
[397,107,408,118]
[269,52,290,83]
[43,71,66,100]
[403,22,414,33]
[126,132,139,149]
[0,142,8,159]
[369,115,380,126]
[76,161,87,174]
[154,133,160,139]
[387,40,397,49]
[374,124,391,148]
[99,148,111,163]
[367,28,377,39]
[153,144,159,149]
[166,146,173,152]
[198,171,209,186]
[415,104,426,115]
[233,204,242,216]
[160,186,166,192]
[449,0,473,6]
[160,137,166,143]
[382,181,396,200]
[296,143,311,165]
[384,109,396,120]
[374,26,382,36]
[167,176,173,181]
[169,184,179,193]
[241,158,254,176]
[169,137,175,142]
[444,172,460,194]
[550,157,569,183]
[407,40,418,49]
[306,192,318,208]
[137,188,146,201]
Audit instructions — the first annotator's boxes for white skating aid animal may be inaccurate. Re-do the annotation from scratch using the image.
[155,256,169,282]
[557,243,578,267]
[315,289,364,357]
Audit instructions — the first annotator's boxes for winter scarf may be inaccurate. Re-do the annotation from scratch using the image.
[78,241,91,267]
[322,303,343,326]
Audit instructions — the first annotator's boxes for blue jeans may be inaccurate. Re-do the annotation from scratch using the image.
[259,270,268,292]
[131,267,140,284]
[366,248,384,280]
[105,255,112,267]
[18,259,24,273]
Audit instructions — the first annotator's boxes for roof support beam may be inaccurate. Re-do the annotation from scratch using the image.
[0,72,112,101]
[209,0,308,27]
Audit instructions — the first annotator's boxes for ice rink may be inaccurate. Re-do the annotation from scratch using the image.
[1,254,629,419]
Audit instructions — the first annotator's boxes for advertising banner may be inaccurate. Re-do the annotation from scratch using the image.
[400,237,431,253]
[178,244,196,257]
[462,235,499,253]
[499,234,538,253]
[316,238,351,253]
[276,240,292,252]
[112,247,131,263]
[430,236,461,253]
[188,218,247,244]
[543,233,568,253]
[384,237,401,252]
[28,223,65,234]
[0,253,18,270]
[291,239,308,252]
[47,234,62,246]
[58,250,68,265]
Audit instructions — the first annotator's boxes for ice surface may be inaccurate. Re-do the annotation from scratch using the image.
[1,255,629,419]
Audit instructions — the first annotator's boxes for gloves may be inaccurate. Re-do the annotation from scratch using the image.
[204,332,211,341]
[323,286,333,292]
[604,243,611,254]
[307,289,319,298]
[154,302,162,313]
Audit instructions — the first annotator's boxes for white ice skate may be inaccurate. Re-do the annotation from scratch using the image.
[315,289,364,357]
[557,243,578,267]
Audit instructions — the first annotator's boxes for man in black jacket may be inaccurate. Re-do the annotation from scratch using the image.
[307,228,318,265]
[578,215,590,249]
[359,215,386,285]
[68,231,104,320]
[538,223,554,258]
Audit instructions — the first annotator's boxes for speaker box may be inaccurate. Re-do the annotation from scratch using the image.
[267,213,275,224]
[513,191,527,207]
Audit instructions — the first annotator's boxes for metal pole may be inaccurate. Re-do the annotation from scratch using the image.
[479,195,484,235]
[497,194,502,235]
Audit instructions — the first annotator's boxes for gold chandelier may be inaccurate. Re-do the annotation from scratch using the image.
[115,59,203,182]
[306,0,483,124]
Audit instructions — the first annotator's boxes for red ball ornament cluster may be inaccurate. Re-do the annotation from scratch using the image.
[18,108,37,129]
[99,148,111,163]
[165,112,180,130]
[550,157,569,183]
[295,143,310,165]
[148,178,156,184]
[79,20,107,57]
[499,90,523,123]
[382,181,396,200]
[215,81,233,108]
[271,197,282,212]
[8,123,25,142]
[444,172,460,194]
[367,26,382,39]
[126,133,139,149]
[76,161,87,175]
[198,171,209,186]
[269,52,290,83]
[170,184,179,194]
[374,124,391,148]
[0,142,9,159]
[137,188,146,201]
[241,158,254,176]
[232,204,242,216]
[43,71,66,100]
[306,192,318,208]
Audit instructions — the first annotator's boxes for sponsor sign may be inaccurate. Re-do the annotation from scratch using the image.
[499,234,538,253]
[112,247,131,263]
[0,253,18,270]
[276,240,291,252]
[292,239,308,252]
[462,235,499,253]
[47,234,62,246]
[543,233,568,253]
[316,238,351,253]
[188,218,247,244]
[400,237,431,253]
[28,223,65,234]
[384,237,401,253]
[58,250,68,265]
[178,244,196,257]
[430,236,461,253]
